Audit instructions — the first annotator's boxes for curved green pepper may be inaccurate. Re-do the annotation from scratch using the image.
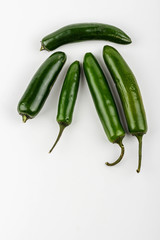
[49,60,80,153]
[41,23,132,51]
[17,52,66,122]
[103,45,147,172]
[83,52,125,165]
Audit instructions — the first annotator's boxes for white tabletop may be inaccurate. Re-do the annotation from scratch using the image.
[0,0,159,239]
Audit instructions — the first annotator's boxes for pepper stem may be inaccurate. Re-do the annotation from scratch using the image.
[136,135,143,173]
[49,124,66,153]
[22,115,28,123]
[105,138,125,166]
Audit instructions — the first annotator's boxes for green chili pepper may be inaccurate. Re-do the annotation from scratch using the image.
[103,45,147,173]
[49,60,80,153]
[17,52,66,122]
[41,23,131,51]
[83,52,125,165]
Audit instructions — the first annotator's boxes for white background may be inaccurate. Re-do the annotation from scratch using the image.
[0,0,160,239]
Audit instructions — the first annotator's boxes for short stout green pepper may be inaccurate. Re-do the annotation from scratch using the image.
[17,52,66,122]
[103,45,147,173]
[41,23,131,51]
[49,61,80,153]
[83,53,125,165]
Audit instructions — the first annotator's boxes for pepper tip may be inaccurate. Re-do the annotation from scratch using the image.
[40,44,45,51]
[22,115,28,123]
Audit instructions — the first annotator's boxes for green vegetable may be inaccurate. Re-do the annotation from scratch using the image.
[41,23,131,51]
[103,45,147,173]
[49,61,80,153]
[83,52,125,165]
[17,52,66,122]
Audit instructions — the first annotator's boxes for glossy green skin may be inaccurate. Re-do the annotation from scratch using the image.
[18,52,66,119]
[83,53,125,143]
[57,61,80,126]
[41,23,131,51]
[103,45,147,135]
